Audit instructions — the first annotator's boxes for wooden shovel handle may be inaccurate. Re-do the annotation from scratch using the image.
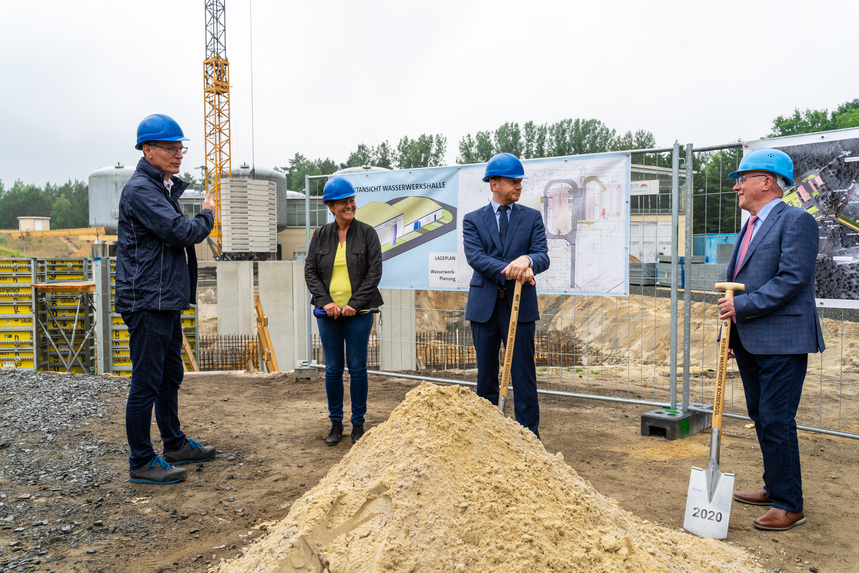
[713,282,744,430]
[499,280,523,403]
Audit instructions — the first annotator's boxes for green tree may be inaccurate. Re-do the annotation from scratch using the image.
[769,99,859,137]
[0,180,53,229]
[283,153,323,194]
[343,144,374,169]
[395,134,447,169]
[770,108,833,137]
[315,158,339,176]
[493,122,523,157]
[691,147,744,236]
[181,171,200,191]
[50,194,74,229]
[374,141,395,169]
[522,121,550,159]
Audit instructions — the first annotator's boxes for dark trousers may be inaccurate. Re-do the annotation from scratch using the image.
[317,312,374,425]
[731,323,806,513]
[471,296,540,438]
[122,310,187,470]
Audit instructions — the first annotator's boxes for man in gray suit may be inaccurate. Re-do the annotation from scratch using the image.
[718,148,825,531]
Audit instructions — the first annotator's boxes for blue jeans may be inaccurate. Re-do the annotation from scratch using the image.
[122,310,187,470]
[317,312,374,425]
[731,323,806,513]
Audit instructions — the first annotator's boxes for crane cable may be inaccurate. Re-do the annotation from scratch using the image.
[249,0,256,173]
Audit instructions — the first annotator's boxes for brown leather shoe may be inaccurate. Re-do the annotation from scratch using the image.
[753,507,806,531]
[733,488,773,506]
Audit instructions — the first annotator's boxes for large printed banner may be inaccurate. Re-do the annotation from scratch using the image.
[339,152,631,295]
[746,128,859,309]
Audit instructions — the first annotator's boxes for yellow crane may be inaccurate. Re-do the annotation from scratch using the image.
[203,0,231,259]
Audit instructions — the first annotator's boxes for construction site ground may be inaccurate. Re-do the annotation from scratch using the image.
[2,370,856,573]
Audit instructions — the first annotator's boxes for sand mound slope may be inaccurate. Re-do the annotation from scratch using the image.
[214,383,762,573]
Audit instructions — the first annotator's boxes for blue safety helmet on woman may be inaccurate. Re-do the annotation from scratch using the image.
[729,148,794,186]
[482,153,528,182]
[322,176,357,203]
[135,114,189,150]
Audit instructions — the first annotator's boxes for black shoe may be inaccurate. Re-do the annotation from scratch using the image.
[129,456,188,484]
[162,438,216,465]
[351,424,365,444]
[326,421,343,446]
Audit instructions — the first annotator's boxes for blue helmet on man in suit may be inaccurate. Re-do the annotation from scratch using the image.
[482,153,529,182]
[729,148,794,186]
[322,176,357,203]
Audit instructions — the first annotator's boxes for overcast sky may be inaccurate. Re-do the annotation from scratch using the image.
[1,0,856,188]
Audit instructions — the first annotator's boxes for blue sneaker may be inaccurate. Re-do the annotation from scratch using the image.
[129,456,188,484]
[162,438,216,465]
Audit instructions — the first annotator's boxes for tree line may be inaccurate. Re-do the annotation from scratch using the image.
[1,99,857,229]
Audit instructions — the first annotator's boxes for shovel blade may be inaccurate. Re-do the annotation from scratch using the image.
[684,466,735,539]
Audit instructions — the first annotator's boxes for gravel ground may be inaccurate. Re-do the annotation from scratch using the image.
[0,371,131,572]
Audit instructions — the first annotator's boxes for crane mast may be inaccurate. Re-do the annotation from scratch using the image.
[204,0,231,256]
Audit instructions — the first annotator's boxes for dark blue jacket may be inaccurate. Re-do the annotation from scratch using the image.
[727,200,824,355]
[116,157,214,313]
[463,202,550,323]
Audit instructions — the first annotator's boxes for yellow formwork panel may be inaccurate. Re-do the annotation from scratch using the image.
[0,317,33,327]
[1,332,32,342]
[1,358,35,369]
[0,305,32,315]
[46,366,87,374]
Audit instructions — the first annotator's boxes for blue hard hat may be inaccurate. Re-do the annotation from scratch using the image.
[482,153,528,182]
[135,114,189,150]
[729,148,794,186]
[322,176,356,202]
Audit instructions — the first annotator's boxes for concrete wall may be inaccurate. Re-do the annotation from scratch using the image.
[257,261,310,371]
[216,261,254,336]
[379,288,416,371]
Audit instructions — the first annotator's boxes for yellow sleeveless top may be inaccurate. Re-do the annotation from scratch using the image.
[330,241,352,308]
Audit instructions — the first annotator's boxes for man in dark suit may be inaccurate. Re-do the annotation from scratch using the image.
[463,153,550,437]
[718,147,825,531]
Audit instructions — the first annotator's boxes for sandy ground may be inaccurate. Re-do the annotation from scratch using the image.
[2,371,856,572]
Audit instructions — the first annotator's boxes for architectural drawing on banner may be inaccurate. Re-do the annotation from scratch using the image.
[356,196,457,262]
[782,153,859,232]
[747,128,859,306]
[456,153,629,295]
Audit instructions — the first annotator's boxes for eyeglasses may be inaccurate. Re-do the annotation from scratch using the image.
[150,144,188,155]
[737,174,768,185]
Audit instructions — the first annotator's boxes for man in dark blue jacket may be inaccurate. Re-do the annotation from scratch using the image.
[117,114,216,484]
[463,153,550,437]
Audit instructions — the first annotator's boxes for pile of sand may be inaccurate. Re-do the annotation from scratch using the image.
[214,383,762,573]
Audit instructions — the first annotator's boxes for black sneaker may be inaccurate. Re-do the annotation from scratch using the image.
[162,439,216,465]
[326,421,344,446]
[129,456,188,484]
[351,424,365,444]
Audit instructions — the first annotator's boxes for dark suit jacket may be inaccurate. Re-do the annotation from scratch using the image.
[463,202,550,323]
[728,200,825,355]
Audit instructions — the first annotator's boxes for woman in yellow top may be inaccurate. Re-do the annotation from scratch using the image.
[304,177,384,446]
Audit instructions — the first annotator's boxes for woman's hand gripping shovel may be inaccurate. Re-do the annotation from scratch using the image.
[684,282,744,539]
[497,280,522,414]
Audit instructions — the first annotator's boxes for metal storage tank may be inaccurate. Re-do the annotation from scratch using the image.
[88,163,135,233]
[231,164,288,232]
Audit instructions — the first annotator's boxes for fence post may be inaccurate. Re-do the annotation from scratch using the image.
[682,143,694,414]
[93,257,111,375]
[669,140,680,410]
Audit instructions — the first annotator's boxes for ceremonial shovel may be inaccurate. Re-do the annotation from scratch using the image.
[684,281,744,539]
[498,280,522,414]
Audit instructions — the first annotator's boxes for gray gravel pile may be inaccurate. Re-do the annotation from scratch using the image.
[0,371,132,572]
